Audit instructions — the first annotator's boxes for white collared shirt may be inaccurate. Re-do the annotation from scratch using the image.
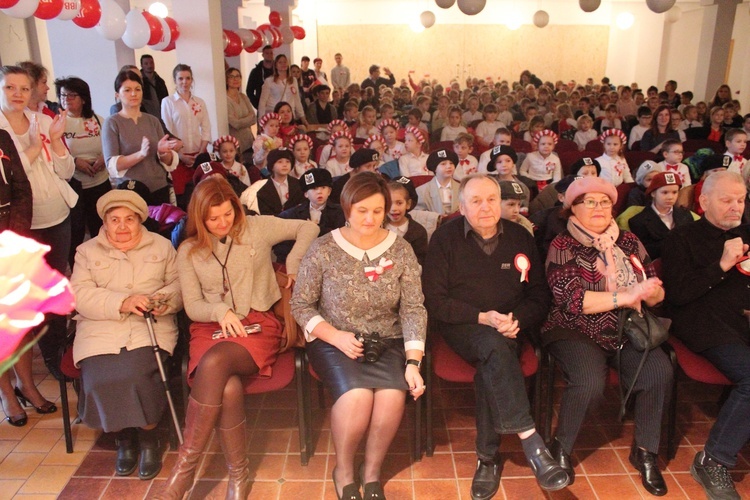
[161,93,211,154]
[309,204,324,224]
[385,220,409,237]
[272,177,289,204]
[652,203,675,229]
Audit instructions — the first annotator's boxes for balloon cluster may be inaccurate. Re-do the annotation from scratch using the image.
[222,10,306,58]
[0,0,180,51]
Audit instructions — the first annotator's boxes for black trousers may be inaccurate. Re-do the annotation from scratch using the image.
[547,334,673,454]
[441,324,536,460]
[68,179,110,268]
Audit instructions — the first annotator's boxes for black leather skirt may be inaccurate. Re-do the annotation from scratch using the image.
[307,338,408,402]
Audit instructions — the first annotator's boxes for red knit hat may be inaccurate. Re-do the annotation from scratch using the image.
[645,171,682,196]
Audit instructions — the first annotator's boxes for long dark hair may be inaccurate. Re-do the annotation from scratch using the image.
[54,76,94,119]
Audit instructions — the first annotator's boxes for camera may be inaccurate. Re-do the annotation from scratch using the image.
[355,332,388,363]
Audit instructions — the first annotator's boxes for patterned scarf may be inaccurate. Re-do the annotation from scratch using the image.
[567,216,638,292]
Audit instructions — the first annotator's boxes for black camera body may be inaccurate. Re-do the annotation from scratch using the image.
[355,332,388,363]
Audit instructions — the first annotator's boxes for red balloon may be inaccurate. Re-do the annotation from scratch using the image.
[34,0,63,19]
[223,29,242,57]
[290,25,306,40]
[0,0,20,8]
[269,27,282,49]
[142,11,163,46]
[268,11,281,27]
[244,29,263,53]
[163,16,179,51]
[72,0,101,28]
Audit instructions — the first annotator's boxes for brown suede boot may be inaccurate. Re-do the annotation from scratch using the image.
[218,419,250,500]
[156,397,221,500]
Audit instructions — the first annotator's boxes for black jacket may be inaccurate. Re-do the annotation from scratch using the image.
[628,205,694,260]
[142,71,169,104]
[274,200,346,262]
[256,178,305,216]
[246,61,275,110]
[0,129,32,235]
[401,215,428,267]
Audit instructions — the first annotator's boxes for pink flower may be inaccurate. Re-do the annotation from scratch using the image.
[0,231,76,363]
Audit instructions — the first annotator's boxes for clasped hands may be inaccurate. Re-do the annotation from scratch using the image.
[479,311,519,338]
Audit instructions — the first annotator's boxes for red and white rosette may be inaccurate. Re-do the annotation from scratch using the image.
[514,253,530,283]
[630,254,647,280]
[736,256,750,277]
[364,257,394,282]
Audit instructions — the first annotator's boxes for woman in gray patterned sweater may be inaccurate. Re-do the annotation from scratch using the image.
[292,172,427,500]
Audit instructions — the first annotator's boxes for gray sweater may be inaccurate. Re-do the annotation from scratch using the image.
[102,113,169,192]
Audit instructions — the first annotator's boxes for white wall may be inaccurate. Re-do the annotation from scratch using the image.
[660,5,702,94]
[727,2,750,112]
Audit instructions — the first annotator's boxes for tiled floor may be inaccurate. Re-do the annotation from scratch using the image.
[3,350,750,499]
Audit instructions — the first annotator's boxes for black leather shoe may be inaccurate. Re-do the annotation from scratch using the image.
[526,446,570,491]
[690,451,740,500]
[470,456,501,500]
[629,445,667,496]
[549,438,574,484]
[138,430,162,480]
[115,428,138,476]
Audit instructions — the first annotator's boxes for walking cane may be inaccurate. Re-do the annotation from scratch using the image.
[143,309,184,445]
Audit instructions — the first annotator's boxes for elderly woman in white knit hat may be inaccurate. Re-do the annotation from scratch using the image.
[70,189,182,481]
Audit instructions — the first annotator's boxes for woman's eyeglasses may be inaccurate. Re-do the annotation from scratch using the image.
[60,93,79,100]
[575,199,613,209]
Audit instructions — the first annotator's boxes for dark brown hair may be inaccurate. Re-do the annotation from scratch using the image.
[340,171,391,220]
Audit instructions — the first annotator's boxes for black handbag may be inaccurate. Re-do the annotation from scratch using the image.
[616,305,669,420]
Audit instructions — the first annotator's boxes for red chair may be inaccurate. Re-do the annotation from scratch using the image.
[511,138,533,153]
[624,151,658,177]
[555,139,578,153]
[585,139,603,155]
[558,150,589,175]
[683,139,723,155]
[613,182,635,216]
[409,175,434,188]
[429,141,454,153]
[422,333,541,457]
[663,336,732,459]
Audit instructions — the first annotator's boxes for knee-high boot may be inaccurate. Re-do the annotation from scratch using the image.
[218,419,250,500]
[156,397,222,500]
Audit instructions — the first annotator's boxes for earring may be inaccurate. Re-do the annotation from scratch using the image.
[345,220,351,228]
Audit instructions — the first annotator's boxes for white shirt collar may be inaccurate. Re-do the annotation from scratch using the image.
[651,203,674,217]
[331,228,396,261]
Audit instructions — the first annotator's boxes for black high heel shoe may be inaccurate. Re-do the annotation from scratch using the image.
[14,387,57,414]
[1,396,28,427]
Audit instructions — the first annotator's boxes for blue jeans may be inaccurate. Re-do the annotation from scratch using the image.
[441,324,536,460]
[701,343,750,468]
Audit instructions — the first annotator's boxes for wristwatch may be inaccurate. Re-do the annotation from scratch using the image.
[405,359,421,370]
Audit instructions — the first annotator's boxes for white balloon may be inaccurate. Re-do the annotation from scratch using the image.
[95,0,126,40]
[665,5,682,23]
[456,0,485,15]
[236,28,254,47]
[121,8,150,49]
[420,10,436,28]
[578,0,601,13]
[1,0,40,18]
[279,25,294,44]
[148,16,171,51]
[533,10,549,28]
[435,0,454,8]
[56,0,80,20]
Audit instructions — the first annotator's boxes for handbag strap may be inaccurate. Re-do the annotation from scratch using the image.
[616,306,651,421]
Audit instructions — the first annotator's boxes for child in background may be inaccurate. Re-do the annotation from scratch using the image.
[441,106,468,141]
[431,95,450,131]
[452,133,478,180]
[520,129,562,191]
[626,160,660,208]
[679,91,693,111]
[574,96,595,120]
[355,105,378,139]
[378,118,405,162]
[629,106,652,149]
[256,148,305,216]
[377,102,395,126]
[523,116,546,143]
[415,148,459,214]
[554,104,577,141]
[398,126,430,177]
[363,134,386,167]
[574,115,597,151]
[518,105,538,133]
[213,135,251,186]
[497,97,513,127]
[325,131,353,177]
[679,105,702,130]
[475,103,501,148]
[597,129,633,186]
[658,139,691,186]
[289,134,317,178]
[478,127,512,173]
[407,108,428,134]
[252,112,283,170]
[342,100,359,128]
[385,179,428,266]
[721,102,743,130]
[601,104,622,131]
[498,180,534,235]
[486,145,531,211]
[594,93,610,118]
[462,95,483,124]
[743,113,750,136]
[416,96,432,132]
[318,119,349,166]
[724,128,748,179]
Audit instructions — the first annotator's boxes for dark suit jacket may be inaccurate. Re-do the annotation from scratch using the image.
[274,200,346,262]
[246,61,275,110]
[401,215,428,267]
[629,205,694,260]
[256,178,305,216]
[142,71,169,104]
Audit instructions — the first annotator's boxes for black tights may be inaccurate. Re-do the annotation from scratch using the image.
[190,342,258,428]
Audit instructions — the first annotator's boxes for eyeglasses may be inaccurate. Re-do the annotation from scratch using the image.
[227,74,241,79]
[575,199,613,209]
[60,92,79,100]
